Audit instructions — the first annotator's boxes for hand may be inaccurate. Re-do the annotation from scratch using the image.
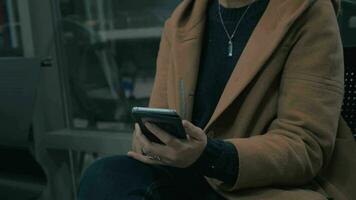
[127,120,207,168]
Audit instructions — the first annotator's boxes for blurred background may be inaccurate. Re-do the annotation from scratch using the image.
[0,0,355,199]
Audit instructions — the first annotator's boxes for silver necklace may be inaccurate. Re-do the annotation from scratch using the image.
[218,0,254,57]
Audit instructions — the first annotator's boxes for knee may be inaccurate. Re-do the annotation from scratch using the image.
[78,155,142,199]
[80,155,142,184]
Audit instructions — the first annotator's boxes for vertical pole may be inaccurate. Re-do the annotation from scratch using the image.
[17,0,34,57]
[5,0,18,48]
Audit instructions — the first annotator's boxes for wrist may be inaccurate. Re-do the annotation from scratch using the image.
[188,138,240,185]
[188,138,221,175]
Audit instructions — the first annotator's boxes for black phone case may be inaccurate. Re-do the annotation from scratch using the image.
[132,110,186,144]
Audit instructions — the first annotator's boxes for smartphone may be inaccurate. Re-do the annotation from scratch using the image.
[131,107,186,144]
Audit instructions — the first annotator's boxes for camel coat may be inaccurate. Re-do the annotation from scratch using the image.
[147,0,356,199]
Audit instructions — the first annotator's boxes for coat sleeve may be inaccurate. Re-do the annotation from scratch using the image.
[148,22,171,109]
[223,0,344,191]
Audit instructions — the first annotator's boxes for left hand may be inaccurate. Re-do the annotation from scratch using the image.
[127,120,207,168]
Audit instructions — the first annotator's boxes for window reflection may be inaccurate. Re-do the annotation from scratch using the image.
[340,0,356,47]
[0,0,24,57]
[59,0,179,131]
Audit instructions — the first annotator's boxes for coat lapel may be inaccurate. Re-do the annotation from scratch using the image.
[172,0,208,120]
[171,0,314,129]
[203,0,314,131]
[175,34,205,121]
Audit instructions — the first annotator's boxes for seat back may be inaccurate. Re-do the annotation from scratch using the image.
[342,47,356,139]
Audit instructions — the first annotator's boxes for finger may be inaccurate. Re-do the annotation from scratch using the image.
[182,120,204,140]
[132,123,140,152]
[136,126,152,150]
[127,151,164,165]
[145,122,180,147]
[135,123,142,136]
[136,130,169,157]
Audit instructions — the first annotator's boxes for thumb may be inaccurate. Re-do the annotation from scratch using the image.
[182,120,204,140]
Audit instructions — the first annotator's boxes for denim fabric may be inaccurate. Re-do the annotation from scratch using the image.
[78,155,226,200]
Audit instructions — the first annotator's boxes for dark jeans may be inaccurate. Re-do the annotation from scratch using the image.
[78,155,226,200]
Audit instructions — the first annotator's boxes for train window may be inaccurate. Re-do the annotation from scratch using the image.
[0,0,34,57]
[58,0,180,132]
[339,0,356,46]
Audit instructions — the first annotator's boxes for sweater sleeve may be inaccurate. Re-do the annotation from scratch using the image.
[189,138,239,185]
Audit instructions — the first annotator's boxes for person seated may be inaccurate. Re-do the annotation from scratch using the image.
[78,0,356,199]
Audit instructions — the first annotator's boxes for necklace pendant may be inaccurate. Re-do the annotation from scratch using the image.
[228,40,233,57]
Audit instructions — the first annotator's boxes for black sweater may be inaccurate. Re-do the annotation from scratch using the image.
[190,0,269,185]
